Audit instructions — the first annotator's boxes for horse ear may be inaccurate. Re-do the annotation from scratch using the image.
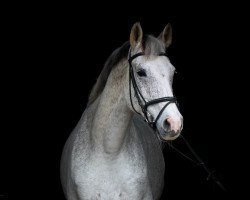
[158,23,172,48]
[130,22,143,49]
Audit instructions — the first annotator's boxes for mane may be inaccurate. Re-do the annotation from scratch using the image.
[87,35,165,106]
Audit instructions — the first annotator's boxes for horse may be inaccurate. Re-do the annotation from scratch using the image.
[60,22,183,200]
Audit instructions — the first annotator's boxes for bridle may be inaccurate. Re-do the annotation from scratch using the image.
[128,49,177,130]
[128,49,226,192]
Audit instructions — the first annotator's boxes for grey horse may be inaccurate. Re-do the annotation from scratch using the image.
[60,22,183,200]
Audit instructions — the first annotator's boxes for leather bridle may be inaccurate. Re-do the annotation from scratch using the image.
[128,49,226,192]
[128,49,177,130]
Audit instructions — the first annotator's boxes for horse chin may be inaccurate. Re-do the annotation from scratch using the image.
[157,128,180,141]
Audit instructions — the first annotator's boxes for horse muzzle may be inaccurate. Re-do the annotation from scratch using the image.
[157,117,183,141]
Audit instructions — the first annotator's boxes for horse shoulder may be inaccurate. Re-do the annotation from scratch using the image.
[60,103,97,198]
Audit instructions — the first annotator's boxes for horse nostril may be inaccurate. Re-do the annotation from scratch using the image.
[163,119,171,132]
[163,118,182,134]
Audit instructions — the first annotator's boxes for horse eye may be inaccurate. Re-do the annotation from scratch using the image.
[137,69,147,77]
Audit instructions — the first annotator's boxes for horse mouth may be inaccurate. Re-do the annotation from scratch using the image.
[158,129,181,141]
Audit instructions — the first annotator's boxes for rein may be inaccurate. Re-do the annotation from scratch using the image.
[128,49,226,192]
[171,135,227,192]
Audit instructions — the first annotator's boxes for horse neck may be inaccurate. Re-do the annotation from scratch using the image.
[91,63,133,155]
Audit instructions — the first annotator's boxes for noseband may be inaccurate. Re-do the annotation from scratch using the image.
[128,50,177,130]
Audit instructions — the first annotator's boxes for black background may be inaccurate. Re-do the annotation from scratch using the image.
[5,2,248,200]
